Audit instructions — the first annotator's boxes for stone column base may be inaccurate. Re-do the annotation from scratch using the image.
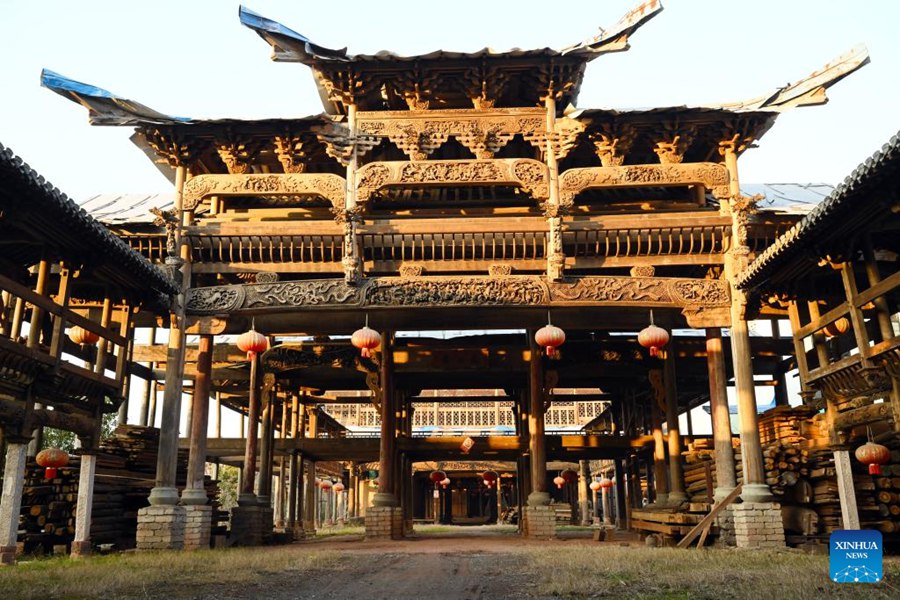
[292,525,307,540]
[259,506,274,545]
[714,505,736,547]
[70,541,92,557]
[136,505,186,550]
[522,506,556,539]
[183,505,213,550]
[0,545,17,566]
[230,506,262,546]
[365,506,403,539]
[733,502,785,549]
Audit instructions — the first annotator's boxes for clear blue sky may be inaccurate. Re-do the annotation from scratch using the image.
[1,0,898,199]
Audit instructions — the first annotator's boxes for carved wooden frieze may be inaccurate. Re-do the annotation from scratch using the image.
[550,277,730,307]
[185,275,730,314]
[355,109,583,161]
[558,162,730,206]
[363,277,547,306]
[182,173,346,212]
[261,344,363,373]
[356,159,549,202]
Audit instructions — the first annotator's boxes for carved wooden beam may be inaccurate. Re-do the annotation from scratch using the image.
[185,274,730,315]
[558,162,730,207]
[356,159,549,203]
[181,173,347,213]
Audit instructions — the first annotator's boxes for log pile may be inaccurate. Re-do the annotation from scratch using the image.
[17,468,77,554]
[16,425,223,554]
[683,437,742,503]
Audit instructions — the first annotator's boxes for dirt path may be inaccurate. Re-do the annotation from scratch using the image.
[159,531,583,600]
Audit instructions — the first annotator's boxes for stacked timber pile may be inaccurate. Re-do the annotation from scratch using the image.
[16,426,223,554]
[763,441,810,498]
[683,438,741,503]
[17,466,78,554]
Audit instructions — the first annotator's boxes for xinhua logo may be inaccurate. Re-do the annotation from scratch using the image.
[830,530,882,583]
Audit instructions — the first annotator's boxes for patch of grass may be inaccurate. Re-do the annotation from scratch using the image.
[0,546,339,600]
[414,524,518,536]
[519,546,900,599]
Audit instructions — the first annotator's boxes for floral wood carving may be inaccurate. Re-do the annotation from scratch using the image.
[184,275,730,315]
[558,163,730,207]
[356,159,549,202]
[181,173,346,213]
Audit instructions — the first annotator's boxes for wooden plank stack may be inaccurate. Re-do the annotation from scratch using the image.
[683,438,742,503]
[15,425,223,554]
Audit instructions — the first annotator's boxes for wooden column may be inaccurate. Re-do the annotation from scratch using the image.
[730,313,771,502]
[348,463,358,519]
[614,460,627,529]
[239,355,261,505]
[578,460,590,526]
[543,91,564,281]
[149,165,189,506]
[26,259,50,457]
[706,328,737,499]
[182,334,212,505]
[721,140,771,504]
[287,393,300,530]
[664,346,687,503]
[138,325,156,427]
[342,102,362,283]
[71,452,97,556]
[527,333,549,506]
[373,331,398,507]
[649,369,669,504]
[257,375,275,505]
[770,320,790,406]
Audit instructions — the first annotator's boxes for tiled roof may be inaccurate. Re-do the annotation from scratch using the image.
[0,142,178,299]
[738,132,900,289]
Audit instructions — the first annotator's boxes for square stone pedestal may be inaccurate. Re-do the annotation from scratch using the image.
[365,506,403,539]
[259,506,274,545]
[733,502,785,548]
[70,541,92,557]
[0,545,17,566]
[136,505,186,550]
[230,505,262,546]
[183,505,213,550]
[714,505,736,547]
[523,506,556,539]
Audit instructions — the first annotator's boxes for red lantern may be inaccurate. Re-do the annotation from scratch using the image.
[535,314,565,358]
[855,441,890,475]
[823,317,850,338]
[561,469,578,484]
[553,475,565,489]
[320,479,333,491]
[68,325,99,347]
[638,310,669,358]
[482,471,499,487]
[589,480,602,492]
[440,477,451,489]
[599,475,614,489]
[351,315,381,358]
[236,322,268,360]
[35,448,69,479]
[430,470,447,484]
[333,481,345,493]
